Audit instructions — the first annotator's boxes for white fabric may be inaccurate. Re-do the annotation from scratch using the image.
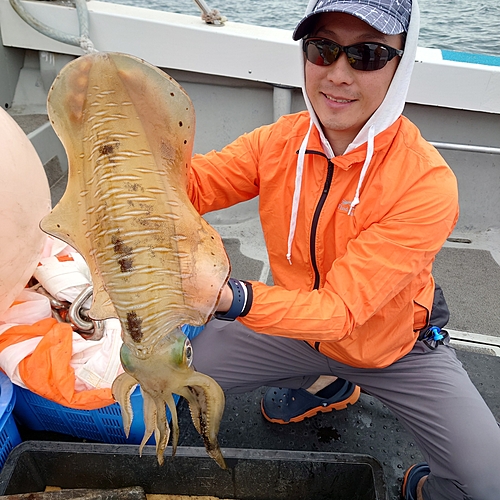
[34,251,92,304]
[71,318,124,391]
[0,289,52,325]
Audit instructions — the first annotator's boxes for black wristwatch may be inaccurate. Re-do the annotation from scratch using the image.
[214,278,247,321]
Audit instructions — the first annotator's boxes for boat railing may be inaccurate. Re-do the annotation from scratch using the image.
[430,142,500,155]
[8,0,96,53]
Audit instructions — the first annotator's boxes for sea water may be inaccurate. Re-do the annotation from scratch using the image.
[102,0,500,56]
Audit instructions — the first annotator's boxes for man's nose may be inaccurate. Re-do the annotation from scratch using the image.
[325,52,355,84]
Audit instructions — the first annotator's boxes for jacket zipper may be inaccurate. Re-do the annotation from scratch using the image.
[298,150,333,352]
[310,157,334,290]
[311,158,334,352]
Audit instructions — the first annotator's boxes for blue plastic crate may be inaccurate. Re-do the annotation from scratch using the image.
[0,372,22,469]
[13,384,169,445]
[12,324,204,445]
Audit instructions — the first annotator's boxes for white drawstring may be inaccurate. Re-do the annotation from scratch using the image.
[286,119,314,265]
[348,125,375,216]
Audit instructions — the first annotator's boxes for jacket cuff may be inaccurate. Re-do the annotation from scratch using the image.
[240,280,253,317]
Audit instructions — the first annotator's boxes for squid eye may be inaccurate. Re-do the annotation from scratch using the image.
[184,338,193,367]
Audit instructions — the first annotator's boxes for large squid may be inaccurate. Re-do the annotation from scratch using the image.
[40,52,229,468]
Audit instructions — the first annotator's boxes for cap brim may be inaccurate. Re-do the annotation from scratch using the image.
[292,12,322,41]
[292,3,405,40]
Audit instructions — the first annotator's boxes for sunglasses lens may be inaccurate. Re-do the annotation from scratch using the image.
[348,44,391,71]
[305,40,338,66]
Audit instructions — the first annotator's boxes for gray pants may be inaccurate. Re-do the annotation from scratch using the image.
[192,320,500,500]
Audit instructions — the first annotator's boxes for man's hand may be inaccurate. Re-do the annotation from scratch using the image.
[216,281,234,313]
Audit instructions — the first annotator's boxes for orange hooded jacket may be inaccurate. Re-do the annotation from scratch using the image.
[188,111,459,369]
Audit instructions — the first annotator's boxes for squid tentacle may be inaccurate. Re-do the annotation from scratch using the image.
[154,399,170,466]
[165,393,180,457]
[111,372,138,438]
[176,372,226,469]
[139,390,157,456]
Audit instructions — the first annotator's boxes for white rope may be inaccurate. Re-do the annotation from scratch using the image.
[192,0,227,25]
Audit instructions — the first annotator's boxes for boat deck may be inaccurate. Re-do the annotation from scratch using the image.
[13,113,500,500]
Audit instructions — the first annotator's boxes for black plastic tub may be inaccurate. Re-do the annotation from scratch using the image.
[0,441,388,500]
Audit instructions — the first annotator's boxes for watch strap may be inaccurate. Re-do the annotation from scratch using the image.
[214,278,247,321]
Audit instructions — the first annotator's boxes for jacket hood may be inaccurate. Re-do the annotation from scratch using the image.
[286,0,420,264]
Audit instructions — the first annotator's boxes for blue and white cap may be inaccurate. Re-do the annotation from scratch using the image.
[293,0,412,40]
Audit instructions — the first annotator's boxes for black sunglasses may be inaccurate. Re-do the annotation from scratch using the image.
[303,37,404,71]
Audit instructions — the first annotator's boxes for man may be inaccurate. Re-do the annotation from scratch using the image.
[187,0,500,498]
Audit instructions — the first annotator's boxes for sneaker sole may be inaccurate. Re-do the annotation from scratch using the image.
[401,464,416,499]
[401,463,429,500]
[261,385,361,424]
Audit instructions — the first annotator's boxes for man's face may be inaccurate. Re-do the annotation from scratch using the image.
[305,12,403,155]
